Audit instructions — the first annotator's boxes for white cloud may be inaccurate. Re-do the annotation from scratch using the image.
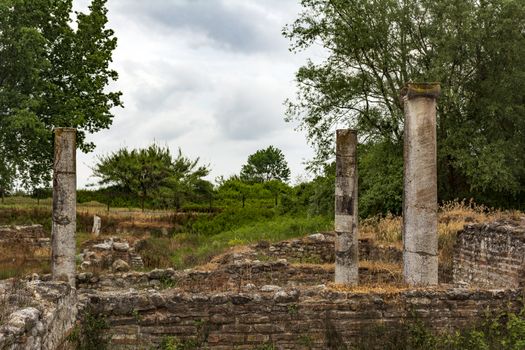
[74,0,315,188]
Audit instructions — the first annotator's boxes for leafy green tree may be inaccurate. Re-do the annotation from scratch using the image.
[240,146,291,183]
[359,141,403,217]
[263,180,291,207]
[284,0,525,209]
[93,145,211,211]
[0,162,14,203]
[93,144,174,211]
[216,176,257,208]
[160,149,211,210]
[0,0,122,191]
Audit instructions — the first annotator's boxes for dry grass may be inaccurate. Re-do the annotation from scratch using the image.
[360,213,402,243]
[0,244,50,280]
[327,281,409,295]
[359,260,402,274]
[290,263,334,270]
[359,199,516,244]
[327,281,451,295]
[358,199,523,282]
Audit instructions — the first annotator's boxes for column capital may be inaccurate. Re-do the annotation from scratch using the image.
[400,82,441,100]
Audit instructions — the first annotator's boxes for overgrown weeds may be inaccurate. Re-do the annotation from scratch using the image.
[169,215,332,269]
[349,306,525,350]
[66,308,109,350]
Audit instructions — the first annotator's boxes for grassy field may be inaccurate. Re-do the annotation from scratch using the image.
[0,197,520,279]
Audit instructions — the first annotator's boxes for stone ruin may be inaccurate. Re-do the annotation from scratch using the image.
[0,225,49,248]
[454,221,525,289]
[2,89,525,349]
[2,225,525,349]
[79,237,144,272]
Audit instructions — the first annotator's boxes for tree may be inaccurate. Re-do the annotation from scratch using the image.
[160,149,211,210]
[93,144,174,211]
[284,0,525,209]
[93,145,211,211]
[240,146,291,183]
[0,0,122,191]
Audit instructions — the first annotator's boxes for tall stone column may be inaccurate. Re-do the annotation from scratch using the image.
[401,83,440,286]
[335,129,358,285]
[52,128,77,286]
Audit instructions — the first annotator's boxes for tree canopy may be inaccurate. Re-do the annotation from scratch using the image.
[0,0,122,192]
[240,146,291,183]
[93,144,210,211]
[284,0,525,209]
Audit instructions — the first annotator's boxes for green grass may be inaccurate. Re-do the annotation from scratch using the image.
[169,215,332,269]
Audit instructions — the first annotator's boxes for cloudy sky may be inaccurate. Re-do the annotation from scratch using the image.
[72,0,321,188]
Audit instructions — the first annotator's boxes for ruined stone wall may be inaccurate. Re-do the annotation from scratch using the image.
[79,237,144,272]
[0,281,77,350]
[0,225,49,248]
[77,261,399,293]
[82,287,522,350]
[253,233,401,264]
[453,221,525,288]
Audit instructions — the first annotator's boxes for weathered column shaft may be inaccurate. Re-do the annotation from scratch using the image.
[402,83,440,286]
[335,129,358,285]
[51,128,77,286]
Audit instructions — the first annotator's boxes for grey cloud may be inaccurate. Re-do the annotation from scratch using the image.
[214,84,284,140]
[126,61,210,113]
[112,0,287,53]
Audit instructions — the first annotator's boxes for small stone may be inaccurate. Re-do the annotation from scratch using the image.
[112,259,130,272]
[244,283,256,290]
[273,289,300,303]
[231,294,252,305]
[308,233,326,241]
[148,269,170,279]
[260,285,281,292]
[8,307,41,331]
[113,242,130,252]
[80,261,92,271]
[77,272,93,282]
[93,241,112,250]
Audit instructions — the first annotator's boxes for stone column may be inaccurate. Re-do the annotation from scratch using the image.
[91,215,101,237]
[51,128,77,286]
[401,82,440,286]
[334,129,358,285]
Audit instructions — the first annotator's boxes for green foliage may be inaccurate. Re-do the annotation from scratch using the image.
[157,148,212,210]
[240,146,291,183]
[285,0,525,210]
[352,307,525,350]
[191,206,276,235]
[298,334,313,348]
[67,309,109,350]
[170,215,332,269]
[358,140,403,217]
[280,163,335,217]
[77,186,138,209]
[156,336,198,350]
[93,144,211,211]
[0,0,122,191]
